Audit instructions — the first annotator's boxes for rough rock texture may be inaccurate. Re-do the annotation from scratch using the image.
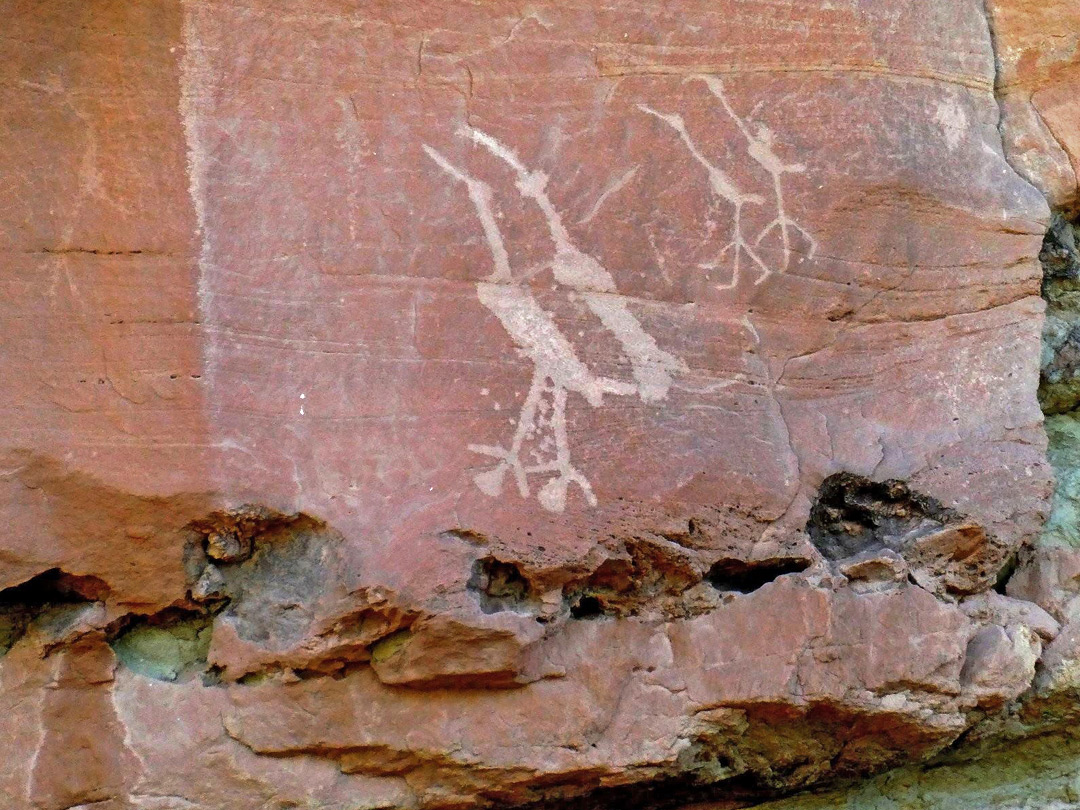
[3,0,1080,808]
[759,730,1080,810]
[988,0,1080,211]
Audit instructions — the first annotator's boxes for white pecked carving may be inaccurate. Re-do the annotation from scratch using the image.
[424,79,812,511]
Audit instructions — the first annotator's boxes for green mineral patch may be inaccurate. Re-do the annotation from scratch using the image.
[0,607,30,656]
[370,629,412,663]
[1043,414,1080,549]
[1039,213,1080,550]
[111,612,214,681]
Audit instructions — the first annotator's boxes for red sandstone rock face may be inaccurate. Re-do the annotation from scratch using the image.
[987,0,1080,210]
[0,0,1071,808]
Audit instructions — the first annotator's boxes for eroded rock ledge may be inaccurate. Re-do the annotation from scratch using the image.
[0,473,1068,810]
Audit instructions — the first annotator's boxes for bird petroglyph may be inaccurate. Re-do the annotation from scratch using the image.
[424,78,813,511]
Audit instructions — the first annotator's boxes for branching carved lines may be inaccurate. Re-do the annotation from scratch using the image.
[467,129,685,403]
[641,75,816,285]
[423,77,813,512]
[421,146,513,283]
[695,76,818,272]
[424,130,684,512]
[638,103,769,290]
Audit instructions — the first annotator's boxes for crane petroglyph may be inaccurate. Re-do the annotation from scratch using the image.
[423,77,814,512]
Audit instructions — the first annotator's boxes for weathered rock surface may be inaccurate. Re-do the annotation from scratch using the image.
[759,730,1080,810]
[988,0,1080,210]
[2,0,1080,808]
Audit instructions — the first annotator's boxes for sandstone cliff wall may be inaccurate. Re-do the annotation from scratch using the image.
[2,1,1080,808]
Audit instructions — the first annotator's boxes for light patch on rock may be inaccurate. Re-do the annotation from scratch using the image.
[934,97,968,152]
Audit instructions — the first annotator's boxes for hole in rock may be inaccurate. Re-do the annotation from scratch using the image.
[807,472,956,561]
[187,505,313,566]
[569,595,604,619]
[0,568,109,604]
[0,569,109,655]
[558,537,702,619]
[706,557,810,594]
[468,557,532,613]
[992,551,1020,595]
[1040,212,1080,286]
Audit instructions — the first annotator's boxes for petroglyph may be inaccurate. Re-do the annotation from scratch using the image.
[695,76,818,271]
[424,130,684,512]
[640,75,816,284]
[578,166,639,225]
[638,103,769,289]
[424,80,812,511]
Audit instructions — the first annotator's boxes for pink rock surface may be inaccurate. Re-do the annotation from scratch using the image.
[0,0,1071,807]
